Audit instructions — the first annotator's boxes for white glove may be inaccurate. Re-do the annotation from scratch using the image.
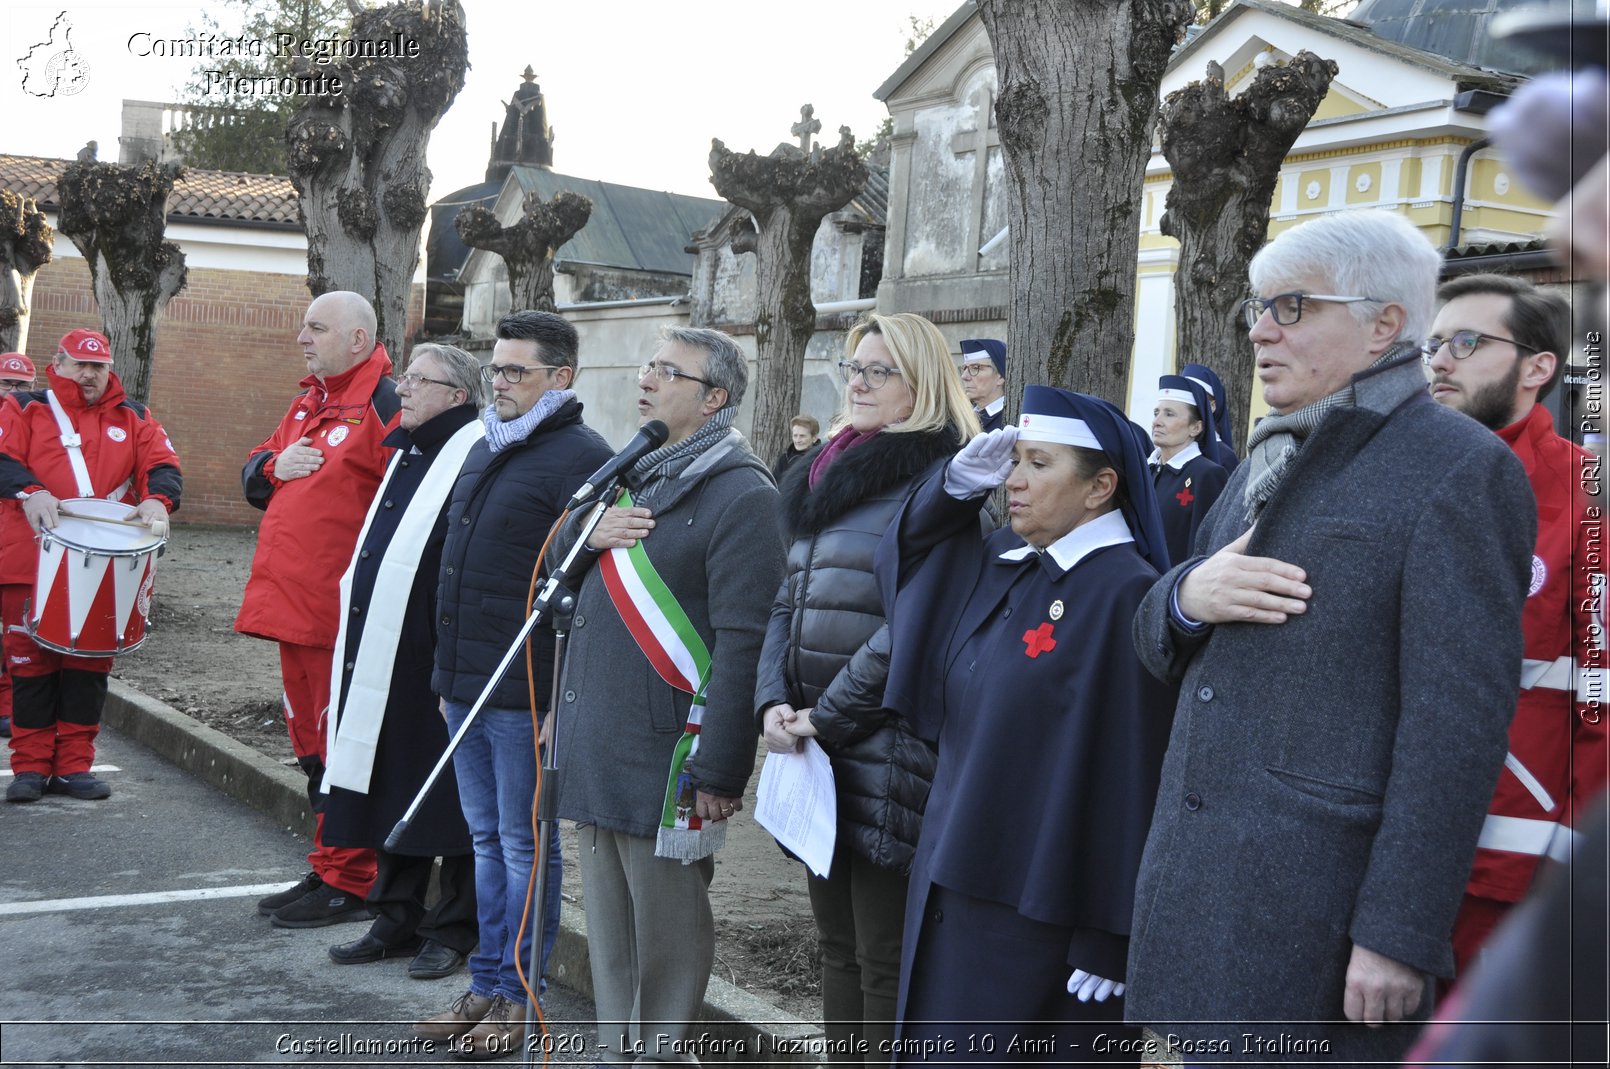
[943,427,1019,498]
[134,498,170,539]
[1067,968,1125,1003]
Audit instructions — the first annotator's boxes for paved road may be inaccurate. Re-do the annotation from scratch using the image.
[0,726,602,1068]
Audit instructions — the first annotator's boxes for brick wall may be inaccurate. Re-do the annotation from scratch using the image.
[23,257,425,526]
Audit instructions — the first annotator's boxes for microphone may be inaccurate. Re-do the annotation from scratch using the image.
[566,420,669,510]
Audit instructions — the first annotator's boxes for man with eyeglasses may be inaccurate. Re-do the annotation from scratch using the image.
[959,338,1007,431]
[319,343,485,984]
[1127,212,1536,1062]
[238,291,398,927]
[1425,272,1606,979]
[416,310,612,1058]
[548,326,783,1068]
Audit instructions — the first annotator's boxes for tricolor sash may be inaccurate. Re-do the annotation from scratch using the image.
[598,489,725,862]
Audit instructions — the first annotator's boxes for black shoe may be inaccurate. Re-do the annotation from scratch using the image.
[6,772,46,803]
[409,938,468,980]
[47,772,112,800]
[270,884,373,929]
[257,872,322,916]
[329,930,422,965]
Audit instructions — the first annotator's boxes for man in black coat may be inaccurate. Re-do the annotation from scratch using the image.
[413,312,613,1059]
[321,343,486,981]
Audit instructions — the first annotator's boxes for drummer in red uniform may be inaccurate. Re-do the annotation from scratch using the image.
[0,352,37,739]
[0,330,180,803]
[1425,273,1609,977]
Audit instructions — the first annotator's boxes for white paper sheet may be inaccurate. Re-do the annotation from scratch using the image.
[754,738,837,878]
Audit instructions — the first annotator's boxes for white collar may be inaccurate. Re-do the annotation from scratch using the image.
[997,508,1135,571]
[1147,440,1201,471]
[983,395,1005,417]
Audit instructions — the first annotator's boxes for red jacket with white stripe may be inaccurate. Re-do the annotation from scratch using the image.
[1466,404,1608,902]
[0,367,182,586]
[233,346,399,649]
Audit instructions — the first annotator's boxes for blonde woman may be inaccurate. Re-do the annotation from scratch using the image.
[755,313,979,1065]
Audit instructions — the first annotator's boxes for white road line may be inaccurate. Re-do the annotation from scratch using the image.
[4,883,293,916]
[0,763,121,780]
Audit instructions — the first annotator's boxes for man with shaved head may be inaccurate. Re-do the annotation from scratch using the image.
[236,290,399,928]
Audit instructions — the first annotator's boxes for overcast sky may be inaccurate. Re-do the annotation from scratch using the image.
[5,0,964,201]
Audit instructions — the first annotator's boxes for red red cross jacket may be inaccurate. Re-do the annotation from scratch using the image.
[1466,403,1608,903]
[233,346,399,649]
[0,367,182,586]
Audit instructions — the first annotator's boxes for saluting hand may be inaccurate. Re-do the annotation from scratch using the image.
[944,427,1020,498]
[275,437,324,480]
[586,505,655,551]
[1176,526,1310,625]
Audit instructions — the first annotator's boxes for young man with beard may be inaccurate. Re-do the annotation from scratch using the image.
[1425,272,1607,976]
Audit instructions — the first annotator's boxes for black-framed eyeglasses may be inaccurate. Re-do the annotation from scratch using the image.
[1421,330,1542,362]
[397,372,460,391]
[837,360,902,389]
[481,363,560,384]
[1238,292,1381,329]
[639,361,714,387]
[958,363,996,380]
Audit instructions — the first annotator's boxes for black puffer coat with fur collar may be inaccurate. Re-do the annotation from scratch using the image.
[754,425,961,872]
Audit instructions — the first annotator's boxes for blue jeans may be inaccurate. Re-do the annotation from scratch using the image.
[442,701,563,1002]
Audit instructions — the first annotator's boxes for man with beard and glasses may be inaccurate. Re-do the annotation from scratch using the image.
[1425,272,1607,978]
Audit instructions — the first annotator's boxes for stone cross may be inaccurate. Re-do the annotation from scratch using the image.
[791,104,822,152]
[951,85,1000,260]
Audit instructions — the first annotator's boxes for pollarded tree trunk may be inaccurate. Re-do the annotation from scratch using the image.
[1160,51,1337,446]
[286,0,468,359]
[0,191,54,352]
[978,0,1195,410]
[54,161,188,402]
[455,189,592,312]
[710,126,867,467]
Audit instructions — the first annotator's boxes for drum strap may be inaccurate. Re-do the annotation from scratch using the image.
[45,391,96,498]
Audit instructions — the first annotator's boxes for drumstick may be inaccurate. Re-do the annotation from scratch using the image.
[56,507,154,530]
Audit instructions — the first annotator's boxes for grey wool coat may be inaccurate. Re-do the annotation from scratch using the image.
[551,429,784,839]
[1125,355,1537,1064]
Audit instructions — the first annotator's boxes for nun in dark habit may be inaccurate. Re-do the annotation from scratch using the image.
[1149,374,1229,567]
[1179,361,1241,471]
[789,386,1179,1064]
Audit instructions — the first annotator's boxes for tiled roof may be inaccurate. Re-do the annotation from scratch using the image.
[0,154,300,228]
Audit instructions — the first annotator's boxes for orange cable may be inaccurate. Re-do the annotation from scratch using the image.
[510,504,573,1066]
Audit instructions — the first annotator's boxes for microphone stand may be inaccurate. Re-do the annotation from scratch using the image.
[384,490,615,1057]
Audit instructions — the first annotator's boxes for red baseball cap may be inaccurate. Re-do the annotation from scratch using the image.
[58,328,113,364]
[0,352,34,379]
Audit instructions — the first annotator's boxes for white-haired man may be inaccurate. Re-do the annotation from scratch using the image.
[1127,212,1537,1062]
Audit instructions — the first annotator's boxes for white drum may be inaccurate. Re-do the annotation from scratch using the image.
[23,498,165,656]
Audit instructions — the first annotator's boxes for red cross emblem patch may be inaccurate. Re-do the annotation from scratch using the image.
[1175,477,1194,508]
[1022,622,1057,659]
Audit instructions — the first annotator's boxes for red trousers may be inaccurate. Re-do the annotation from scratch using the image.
[279,641,375,897]
[4,583,112,777]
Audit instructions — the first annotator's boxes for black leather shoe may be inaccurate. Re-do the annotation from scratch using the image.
[409,938,468,980]
[329,930,422,965]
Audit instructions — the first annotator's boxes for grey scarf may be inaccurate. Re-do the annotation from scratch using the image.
[1242,342,1421,522]
[482,389,576,454]
[626,407,737,503]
